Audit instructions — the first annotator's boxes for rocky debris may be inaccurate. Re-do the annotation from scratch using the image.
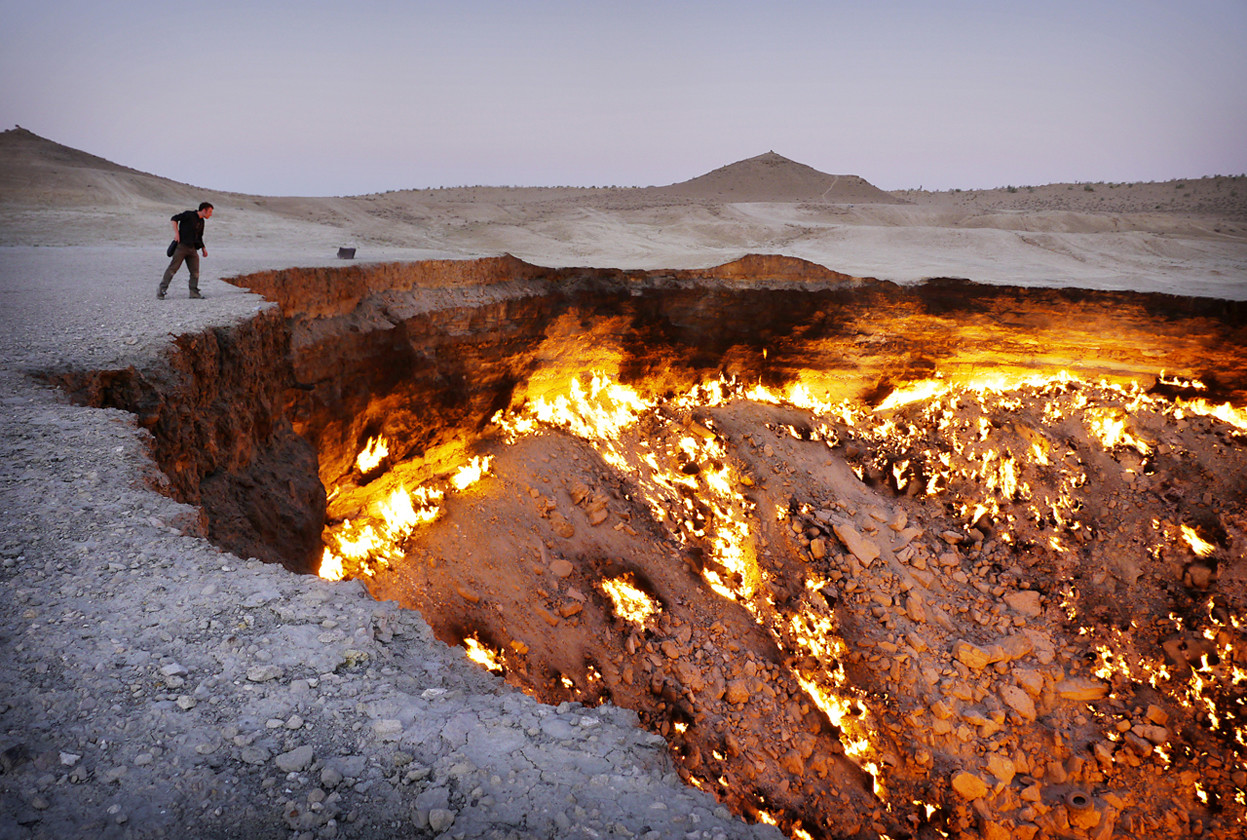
[0,253,782,840]
[4,248,1246,840]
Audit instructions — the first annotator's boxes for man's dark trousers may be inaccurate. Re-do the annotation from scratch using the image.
[159,244,200,296]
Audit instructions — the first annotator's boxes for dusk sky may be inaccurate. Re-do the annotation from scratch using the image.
[3,0,1245,197]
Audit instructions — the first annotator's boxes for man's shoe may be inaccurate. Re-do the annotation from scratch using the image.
[189,291,204,299]
[157,291,166,300]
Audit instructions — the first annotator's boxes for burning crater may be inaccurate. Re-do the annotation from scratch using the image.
[62,256,1247,838]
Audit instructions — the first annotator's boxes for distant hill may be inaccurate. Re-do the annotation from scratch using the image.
[653,151,905,204]
[0,126,209,208]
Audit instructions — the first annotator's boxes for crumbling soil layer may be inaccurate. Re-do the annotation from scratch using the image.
[63,255,1247,839]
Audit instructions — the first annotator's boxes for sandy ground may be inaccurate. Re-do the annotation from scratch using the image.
[1,129,1246,839]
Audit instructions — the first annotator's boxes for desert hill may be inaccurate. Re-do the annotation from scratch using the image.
[1,127,1244,298]
[653,151,904,204]
[0,126,209,209]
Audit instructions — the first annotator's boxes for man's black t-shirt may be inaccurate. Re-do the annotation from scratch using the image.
[172,210,206,250]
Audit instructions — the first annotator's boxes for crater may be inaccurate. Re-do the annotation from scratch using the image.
[56,255,1247,839]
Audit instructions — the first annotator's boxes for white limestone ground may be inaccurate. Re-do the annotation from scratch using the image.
[0,246,782,840]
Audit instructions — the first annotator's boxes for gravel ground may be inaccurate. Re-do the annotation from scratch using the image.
[0,246,781,840]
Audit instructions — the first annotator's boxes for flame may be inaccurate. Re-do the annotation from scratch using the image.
[463,635,504,672]
[1178,397,1247,431]
[1085,407,1151,454]
[600,575,661,625]
[319,482,444,579]
[875,378,949,411]
[451,455,493,491]
[1180,524,1215,557]
[323,365,1247,826]
[318,550,345,582]
[356,435,389,472]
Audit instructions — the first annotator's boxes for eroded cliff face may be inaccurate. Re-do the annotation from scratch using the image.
[237,255,1247,509]
[50,307,325,572]
[52,256,1247,838]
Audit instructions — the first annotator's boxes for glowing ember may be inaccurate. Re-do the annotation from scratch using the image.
[599,575,661,625]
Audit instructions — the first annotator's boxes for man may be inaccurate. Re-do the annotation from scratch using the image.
[157,201,213,300]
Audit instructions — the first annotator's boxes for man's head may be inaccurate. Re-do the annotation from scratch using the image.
[198,201,214,219]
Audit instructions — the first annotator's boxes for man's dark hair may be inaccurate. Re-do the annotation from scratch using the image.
[198,201,214,212]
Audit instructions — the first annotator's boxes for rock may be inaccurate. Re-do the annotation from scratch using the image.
[983,821,1011,840]
[1184,562,1215,589]
[240,746,269,765]
[895,526,924,547]
[1003,590,1042,617]
[905,594,927,623]
[953,641,992,671]
[372,719,403,741]
[428,809,456,833]
[987,753,1016,784]
[832,523,880,565]
[889,510,908,531]
[724,679,750,705]
[550,559,574,577]
[809,538,826,560]
[1015,669,1045,698]
[1133,723,1169,746]
[247,664,284,683]
[1124,732,1154,757]
[551,514,575,539]
[275,745,314,773]
[586,502,609,526]
[1056,677,1108,701]
[998,634,1033,662]
[952,770,989,799]
[1000,685,1037,721]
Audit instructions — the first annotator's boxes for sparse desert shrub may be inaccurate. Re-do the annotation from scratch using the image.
[1084,184,1095,192]
[1007,185,1018,193]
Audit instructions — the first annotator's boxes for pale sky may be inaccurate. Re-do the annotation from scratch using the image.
[2,0,1245,196]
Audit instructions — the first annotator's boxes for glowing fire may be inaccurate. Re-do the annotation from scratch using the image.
[356,435,389,472]
[451,455,493,490]
[321,364,1247,833]
[600,575,661,626]
[462,635,504,672]
[1181,524,1215,557]
[319,481,445,580]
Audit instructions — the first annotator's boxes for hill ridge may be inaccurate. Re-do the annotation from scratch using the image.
[655,150,905,204]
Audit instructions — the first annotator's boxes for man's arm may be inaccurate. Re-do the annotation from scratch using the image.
[171,219,180,241]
